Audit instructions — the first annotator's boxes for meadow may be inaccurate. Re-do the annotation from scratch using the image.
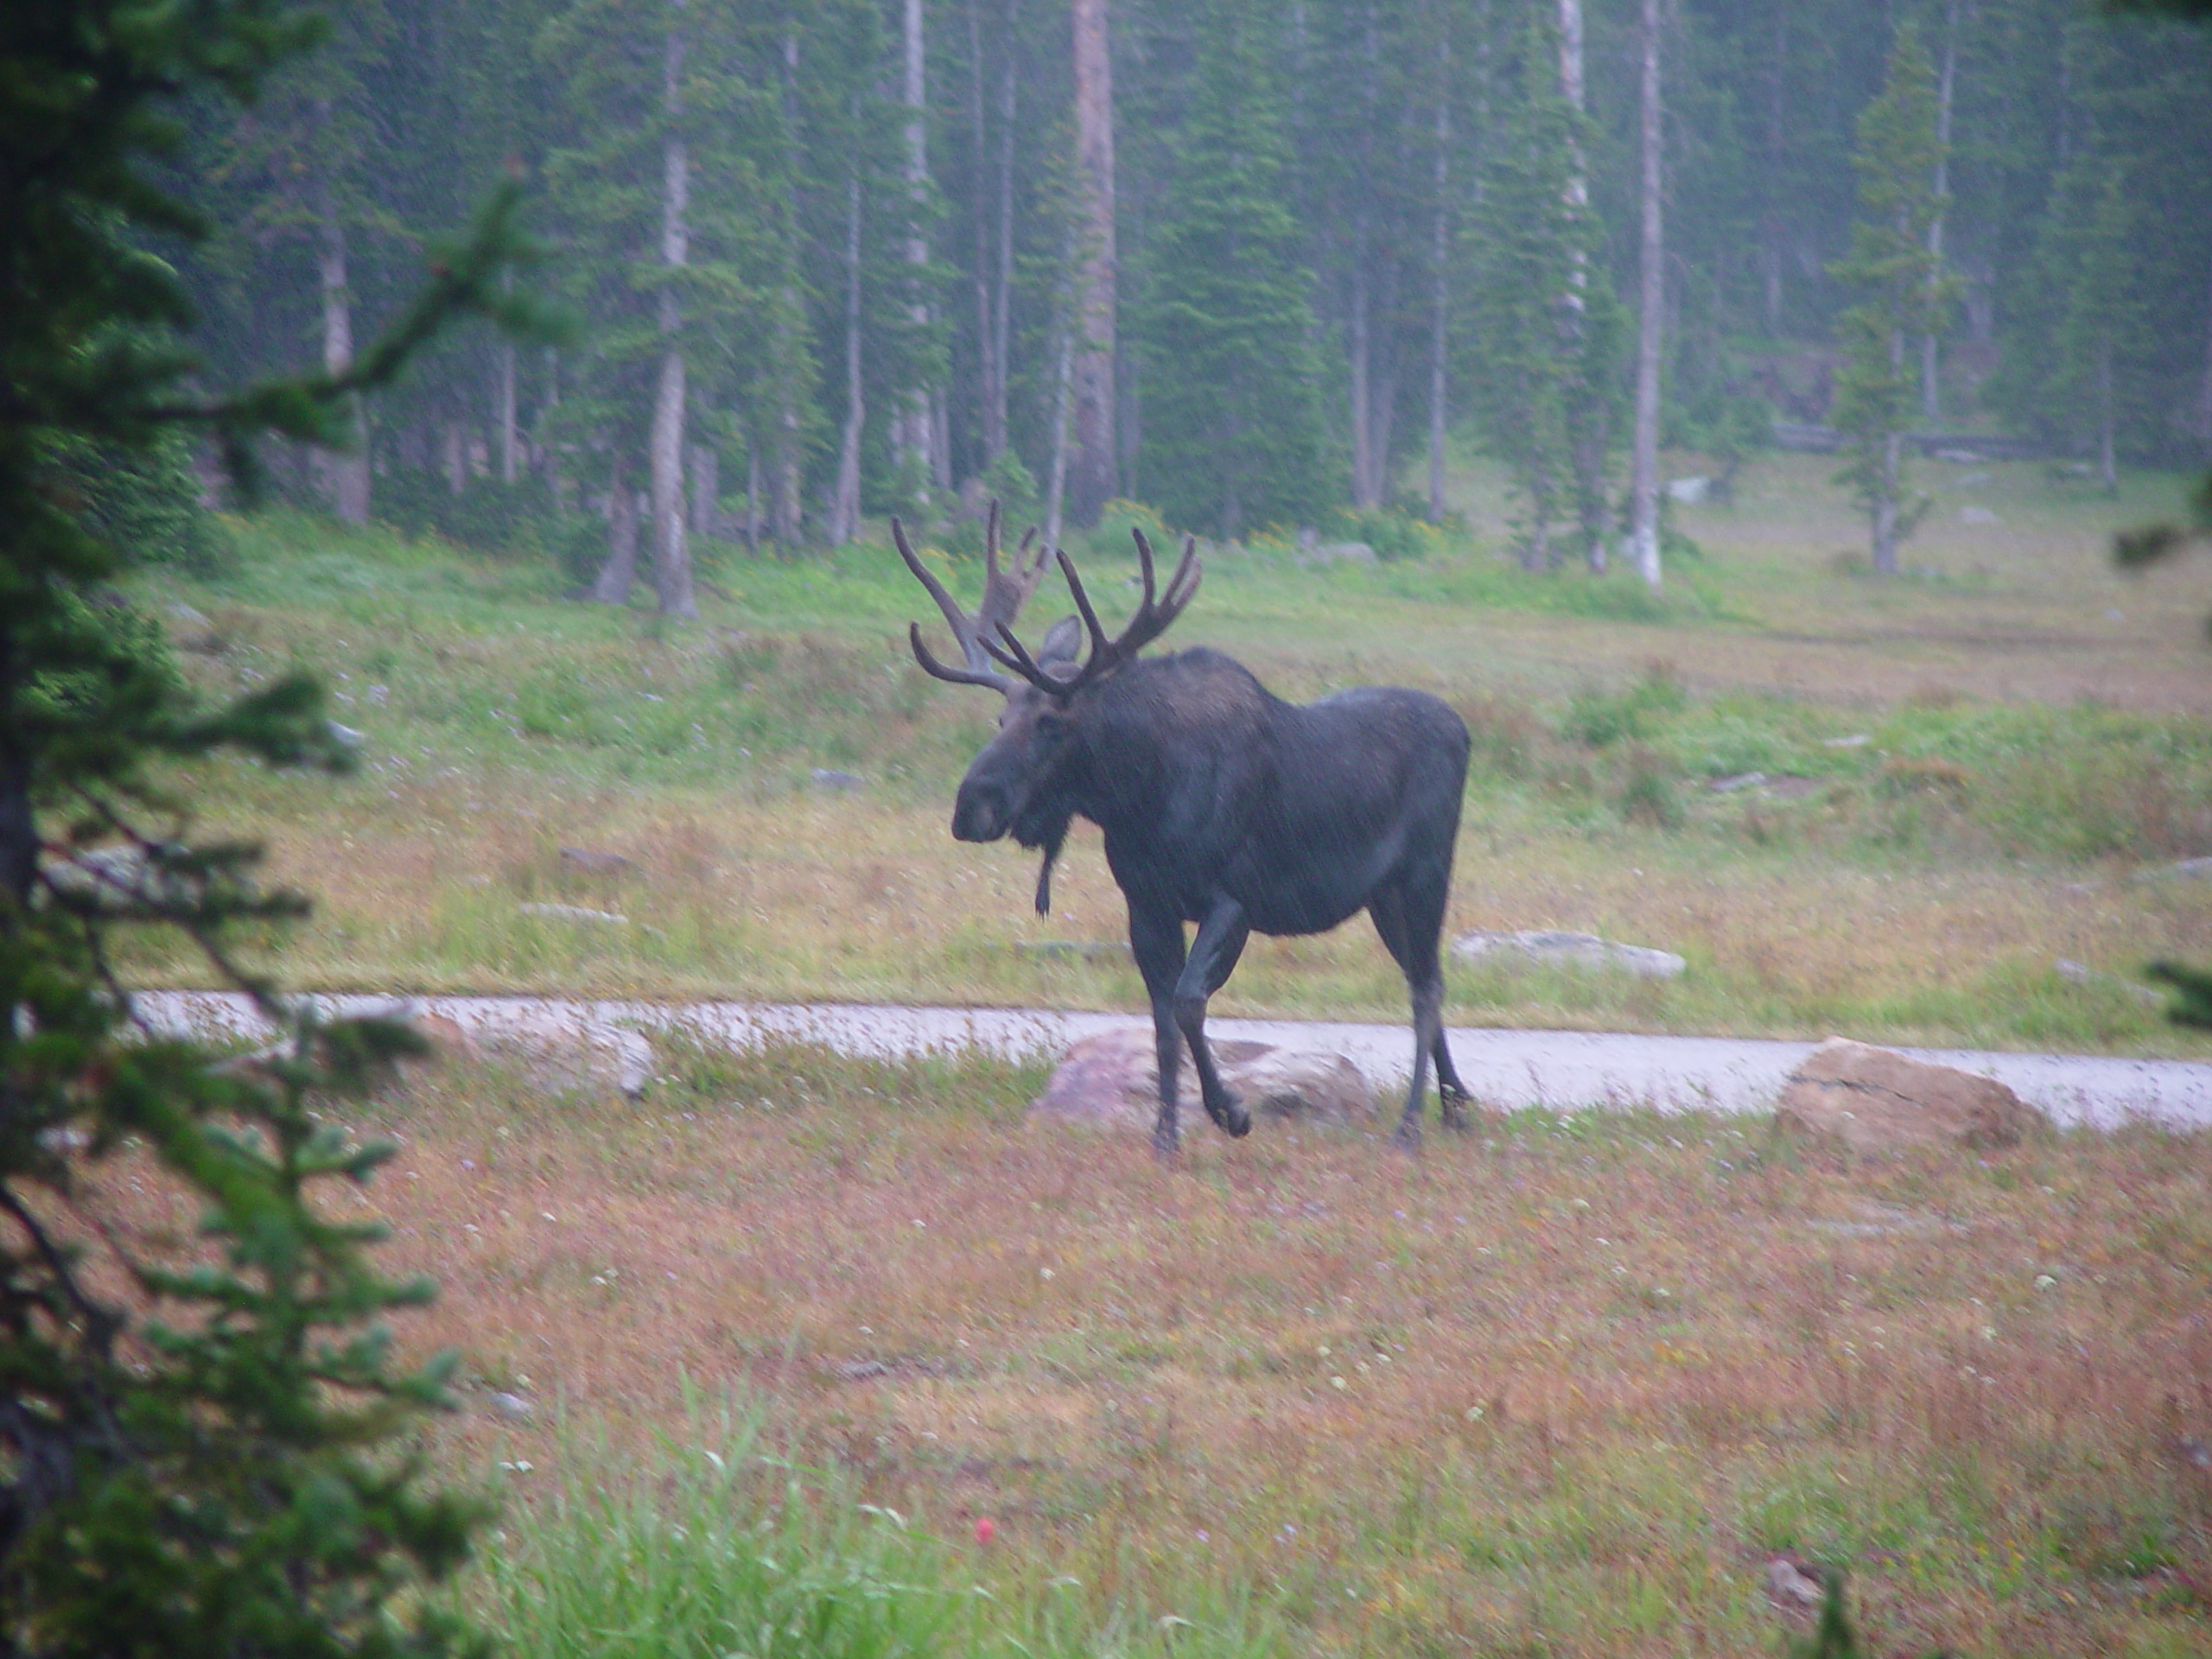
[130,449,2212,1054]
[100,449,2212,1656]
[81,1038,2199,1659]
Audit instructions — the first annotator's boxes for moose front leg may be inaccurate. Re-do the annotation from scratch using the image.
[1174,896,1252,1141]
[1128,904,1191,1160]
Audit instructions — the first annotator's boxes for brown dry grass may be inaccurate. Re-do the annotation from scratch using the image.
[68,1042,2197,1657]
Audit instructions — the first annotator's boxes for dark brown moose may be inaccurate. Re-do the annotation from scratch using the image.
[898,505,1475,1157]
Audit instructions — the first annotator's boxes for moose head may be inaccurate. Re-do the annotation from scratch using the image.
[893,505,1199,912]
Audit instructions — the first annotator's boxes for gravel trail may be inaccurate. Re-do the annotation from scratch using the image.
[135,991,2212,1129]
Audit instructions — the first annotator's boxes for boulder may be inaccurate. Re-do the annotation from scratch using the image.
[1776,1037,2043,1154]
[1453,929,1686,980]
[1030,1027,1373,1129]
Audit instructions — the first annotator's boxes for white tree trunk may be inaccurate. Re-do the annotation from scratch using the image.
[1046,316,1073,550]
[651,8,696,618]
[590,460,640,603]
[898,0,933,497]
[313,105,370,526]
[1629,0,1664,590]
[830,174,865,545]
[1427,35,1450,524]
[1068,0,1117,524]
[1921,0,1960,423]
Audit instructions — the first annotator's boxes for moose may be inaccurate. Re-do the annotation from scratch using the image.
[898,505,1475,1157]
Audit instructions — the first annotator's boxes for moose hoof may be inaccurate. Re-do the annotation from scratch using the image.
[1391,1122,1423,1155]
[1151,1126,1181,1163]
[1223,1105,1252,1138]
[1440,1103,1473,1135]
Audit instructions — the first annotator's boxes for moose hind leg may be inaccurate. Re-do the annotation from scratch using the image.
[1175,898,1252,1138]
[1370,883,1446,1151]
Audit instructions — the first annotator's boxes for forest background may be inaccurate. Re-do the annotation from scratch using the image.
[158,0,2212,594]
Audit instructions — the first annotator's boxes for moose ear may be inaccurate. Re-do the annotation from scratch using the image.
[1037,615,1084,678]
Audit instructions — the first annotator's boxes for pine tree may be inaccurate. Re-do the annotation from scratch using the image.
[1133,0,1332,537]
[1465,3,1619,568]
[1828,21,1952,576]
[0,3,556,1649]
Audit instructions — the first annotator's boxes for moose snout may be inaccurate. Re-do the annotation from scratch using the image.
[951,781,1012,842]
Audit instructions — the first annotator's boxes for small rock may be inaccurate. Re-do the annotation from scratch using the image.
[2130,855,2212,884]
[810,768,864,791]
[1709,772,1767,793]
[488,1390,535,1422]
[1764,1554,1827,1611]
[1665,476,1711,505]
[559,847,635,877]
[1821,734,1871,748]
[518,902,628,925]
[1959,505,2002,525]
[1776,1037,2044,1155]
[1452,930,1686,980]
[1030,1027,1373,1129]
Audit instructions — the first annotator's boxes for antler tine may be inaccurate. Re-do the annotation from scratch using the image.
[1129,525,1160,611]
[893,515,970,643]
[980,621,1075,697]
[909,623,1013,691]
[982,497,1001,578]
[1056,549,1113,663]
[1161,535,1202,613]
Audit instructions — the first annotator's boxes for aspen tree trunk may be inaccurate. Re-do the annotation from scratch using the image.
[1557,0,1608,572]
[1427,35,1451,524]
[968,0,1002,464]
[1761,10,1785,332]
[1629,0,1663,590]
[772,30,805,548]
[745,442,761,550]
[495,340,518,485]
[2096,340,2117,493]
[1067,0,1117,525]
[650,5,696,617]
[899,0,933,497]
[591,458,640,602]
[312,103,370,525]
[830,173,865,544]
[1046,315,1073,549]
[993,0,1018,463]
[1350,234,1375,510]
[1921,0,1961,423]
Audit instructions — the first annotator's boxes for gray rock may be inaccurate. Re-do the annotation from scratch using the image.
[487,1390,535,1422]
[1030,1027,1373,1129]
[518,902,628,925]
[1664,476,1711,505]
[810,768,864,791]
[559,847,635,877]
[1452,930,1686,980]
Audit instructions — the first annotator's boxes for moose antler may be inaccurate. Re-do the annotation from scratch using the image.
[980,526,1201,699]
[896,501,1052,691]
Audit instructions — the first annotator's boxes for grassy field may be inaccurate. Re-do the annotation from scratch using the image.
[79,1041,2209,1657]
[122,448,2212,1055]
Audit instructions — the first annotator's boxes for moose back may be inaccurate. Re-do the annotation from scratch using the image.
[899,508,1474,1156]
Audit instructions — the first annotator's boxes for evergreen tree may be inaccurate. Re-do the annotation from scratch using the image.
[0,2,554,1649]
[1465,3,1621,568]
[1828,20,1952,575]
[1133,0,1332,537]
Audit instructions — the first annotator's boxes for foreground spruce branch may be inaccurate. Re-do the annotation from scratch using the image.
[0,3,558,1650]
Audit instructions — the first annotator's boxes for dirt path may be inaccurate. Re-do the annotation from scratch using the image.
[136,991,2212,1129]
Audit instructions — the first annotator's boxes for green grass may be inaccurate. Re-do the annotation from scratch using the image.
[121,457,2212,1055]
